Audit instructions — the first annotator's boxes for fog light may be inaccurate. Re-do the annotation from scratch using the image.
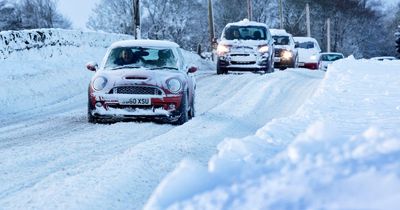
[95,102,103,107]
[168,103,176,110]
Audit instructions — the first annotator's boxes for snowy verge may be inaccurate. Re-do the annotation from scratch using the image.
[144,57,400,210]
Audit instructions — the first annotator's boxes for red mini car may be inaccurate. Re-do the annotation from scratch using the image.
[86,40,197,125]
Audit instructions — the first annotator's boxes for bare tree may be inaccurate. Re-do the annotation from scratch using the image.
[19,0,71,29]
[87,0,133,34]
[0,0,22,30]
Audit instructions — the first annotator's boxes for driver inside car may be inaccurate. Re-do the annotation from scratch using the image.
[114,49,139,65]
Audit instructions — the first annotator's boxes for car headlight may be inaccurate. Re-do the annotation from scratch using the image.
[310,55,318,61]
[258,45,269,53]
[282,51,293,60]
[167,78,182,93]
[92,76,108,91]
[217,44,230,56]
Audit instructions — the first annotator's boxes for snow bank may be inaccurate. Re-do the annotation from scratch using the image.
[0,29,132,59]
[145,57,400,209]
[0,29,132,121]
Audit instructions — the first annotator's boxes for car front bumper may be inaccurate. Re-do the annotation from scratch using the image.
[299,62,318,70]
[218,53,270,70]
[89,92,182,120]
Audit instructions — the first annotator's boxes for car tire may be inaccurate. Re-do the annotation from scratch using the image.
[291,56,299,68]
[217,59,227,75]
[174,91,189,125]
[88,97,99,124]
[265,58,275,74]
[189,94,195,119]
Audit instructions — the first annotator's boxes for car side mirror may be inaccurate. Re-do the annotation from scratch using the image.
[86,62,98,72]
[187,66,198,73]
[295,43,299,48]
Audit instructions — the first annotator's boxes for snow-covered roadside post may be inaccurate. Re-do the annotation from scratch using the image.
[208,0,217,61]
[396,25,400,58]
[132,0,141,39]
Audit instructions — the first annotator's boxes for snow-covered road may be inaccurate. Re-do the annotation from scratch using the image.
[0,68,323,209]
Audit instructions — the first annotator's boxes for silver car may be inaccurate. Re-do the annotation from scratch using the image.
[318,52,344,71]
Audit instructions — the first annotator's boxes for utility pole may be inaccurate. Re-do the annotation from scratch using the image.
[306,3,311,37]
[396,25,400,56]
[279,0,283,29]
[247,0,252,21]
[132,0,141,39]
[208,0,215,51]
[327,18,331,52]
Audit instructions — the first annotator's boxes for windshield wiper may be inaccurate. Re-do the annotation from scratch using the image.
[110,65,142,70]
[150,67,179,70]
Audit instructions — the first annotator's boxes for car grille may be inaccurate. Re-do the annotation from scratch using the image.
[111,86,163,95]
[230,54,250,57]
[274,49,283,57]
[231,61,256,65]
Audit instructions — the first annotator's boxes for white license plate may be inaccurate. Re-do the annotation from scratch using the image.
[120,98,151,105]
[274,57,281,62]
[298,62,305,66]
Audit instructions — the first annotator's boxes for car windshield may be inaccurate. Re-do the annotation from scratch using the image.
[321,54,344,61]
[273,36,290,45]
[104,47,178,70]
[297,41,315,49]
[224,26,267,40]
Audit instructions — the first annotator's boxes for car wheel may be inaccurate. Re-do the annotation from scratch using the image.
[88,96,99,124]
[174,91,189,125]
[265,59,275,74]
[217,60,224,75]
[189,94,195,119]
[294,56,299,68]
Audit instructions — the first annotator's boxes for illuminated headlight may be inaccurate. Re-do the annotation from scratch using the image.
[217,45,230,56]
[282,51,293,60]
[310,55,318,61]
[92,76,107,91]
[167,78,182,93]
[258,45,269,53]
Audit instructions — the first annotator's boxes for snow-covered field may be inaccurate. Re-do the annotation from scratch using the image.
[1,29,399,210]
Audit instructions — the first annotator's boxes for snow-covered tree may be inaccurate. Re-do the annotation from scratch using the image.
[87,0,208,50]
[282,0,389,57]
[87,0,133,35]
[0,0,21,30]
[0,0,71,31]
[19,0,71,29]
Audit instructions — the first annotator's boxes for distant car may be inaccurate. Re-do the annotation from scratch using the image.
[294,37,321,70]
[216,19,275,74]
[86,40,197,125]
[270,29,298,70]
[370,56,399,61]
[318,52,344,71]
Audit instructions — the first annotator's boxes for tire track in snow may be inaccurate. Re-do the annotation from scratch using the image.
[0,70,323,210]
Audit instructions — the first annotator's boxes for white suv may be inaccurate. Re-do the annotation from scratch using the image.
[216,19,275,74]
[270,29,298,70]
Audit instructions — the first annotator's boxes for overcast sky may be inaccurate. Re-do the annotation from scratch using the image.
[58,0,400,30]
[58,0,100,30]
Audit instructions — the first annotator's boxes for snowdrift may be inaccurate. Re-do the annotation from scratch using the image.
[145,57,400,210]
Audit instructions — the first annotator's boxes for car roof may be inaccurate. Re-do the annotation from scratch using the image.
[293,36,318,42]
[110,39,180,49]
[225,19,268,28]
[269,29,291,36]
[370,56,397,60]
[320,52,344,56]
